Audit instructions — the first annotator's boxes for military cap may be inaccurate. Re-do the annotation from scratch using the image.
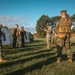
[61,10,67,14]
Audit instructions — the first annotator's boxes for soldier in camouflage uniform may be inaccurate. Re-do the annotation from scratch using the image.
[0,24,6,62]
[44,23,52,49]
[51,28,56,45]
[19,26,26,47]
[56,10,73,63]
[12,24,19,48]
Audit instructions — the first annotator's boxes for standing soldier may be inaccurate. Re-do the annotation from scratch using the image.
[19,26,26,47]
[56,10,73,63]
[0,24,6,62]
[51,28,56,45]
[12,24,19,48]
[44,23,52,49]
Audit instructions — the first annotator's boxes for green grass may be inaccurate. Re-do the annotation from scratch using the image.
[0,37,75,75]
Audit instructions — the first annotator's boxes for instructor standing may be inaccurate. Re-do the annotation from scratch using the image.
[56,10,73,63]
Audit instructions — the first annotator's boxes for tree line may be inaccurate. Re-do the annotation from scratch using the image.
[36,14,75,37]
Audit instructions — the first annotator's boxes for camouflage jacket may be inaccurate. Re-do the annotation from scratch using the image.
[46,27,52,40]
[56,18,72,39]
[11,28,19,37]
[56,18,72,34]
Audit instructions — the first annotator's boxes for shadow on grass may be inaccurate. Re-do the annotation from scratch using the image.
[71,43,75,46]
[62,52,75,62]
[3,39,44,49]
[73,52,75,61]
[3,47,36,55]
[26,40,45,46]
[7,49,52,60]
[62,54,67,61]
[0,51,56,68]
[31,40,44,43]
[70,42,75,61]
[5,56,57,75]
[4,43,46,55]
[29,44,46,47]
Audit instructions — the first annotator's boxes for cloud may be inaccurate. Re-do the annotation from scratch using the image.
[0,16,33,28]
[0,16,36,32]
[25,27,36,33]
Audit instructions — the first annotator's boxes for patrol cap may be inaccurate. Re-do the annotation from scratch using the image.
[61,10,67,14]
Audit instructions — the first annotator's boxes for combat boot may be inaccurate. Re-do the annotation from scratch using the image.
[67,59,72,63]
[56,58,61,63]
[0,59,7,62]
[0,58,7,62]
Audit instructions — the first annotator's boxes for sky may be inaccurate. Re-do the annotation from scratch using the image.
[0,0,75,32]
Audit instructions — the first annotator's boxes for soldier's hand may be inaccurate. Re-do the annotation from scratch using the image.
[44,28,46,31]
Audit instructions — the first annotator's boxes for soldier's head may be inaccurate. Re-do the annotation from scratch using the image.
[46,23,50,28]
[15,24,19,29]
[0,24,3,28]
[61,10,67,18]
[21,26,24,30]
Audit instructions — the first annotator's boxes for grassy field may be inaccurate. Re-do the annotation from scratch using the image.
[0,37,75,75]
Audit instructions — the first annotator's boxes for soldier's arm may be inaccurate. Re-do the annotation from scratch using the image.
[44,28,47,32]
[12,28,15,36]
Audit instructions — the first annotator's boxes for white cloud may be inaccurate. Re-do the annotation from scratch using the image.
[0,16,33,27]
[25,27,36,33]
[0,16,36,32]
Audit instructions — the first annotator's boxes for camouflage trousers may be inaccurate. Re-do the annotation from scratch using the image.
[51,35,56,45]
[17,36,25,47]
[17,36,21,47]
[56,34,73,59]
[46,40,51,49]
[13,36,17,48]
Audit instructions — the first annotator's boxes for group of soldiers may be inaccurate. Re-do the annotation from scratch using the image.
[0,24,26,62]
[44,10,73,63]
[12,25,26,48]
[0,10,73,63]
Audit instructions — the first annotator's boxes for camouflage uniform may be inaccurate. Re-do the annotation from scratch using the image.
[56,10,73,62]
[20,31,26,47]
[19,27,26,47]
[16,29,20,47]
[0,25,3,59]
[51,28,56,45]
[12,28,19,48]
[46,26,52,49]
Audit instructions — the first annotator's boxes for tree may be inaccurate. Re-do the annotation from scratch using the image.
[71,14,75,33]
[71,14,75,22]
[50,16,61,27]
[50,16,61,22]
[71,26,75,33]
[36,15,50,37]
